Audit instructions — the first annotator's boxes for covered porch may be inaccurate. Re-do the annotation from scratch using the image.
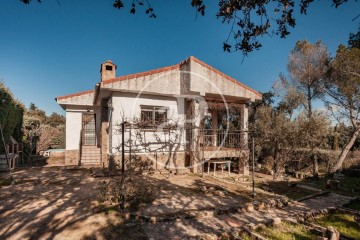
[187,100,250,175]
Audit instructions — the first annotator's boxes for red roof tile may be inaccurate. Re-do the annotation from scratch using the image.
[56,56,261,102]
[56,89,94,101]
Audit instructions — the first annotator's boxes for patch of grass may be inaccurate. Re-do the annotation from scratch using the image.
[256,221,319,240]
[238,231,252,240]
[0,178,12,187]
[257,181,317,200]
[313,213,360,239]
[96,205,119,215]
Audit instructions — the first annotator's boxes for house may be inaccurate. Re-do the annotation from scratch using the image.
[56,56,261,174]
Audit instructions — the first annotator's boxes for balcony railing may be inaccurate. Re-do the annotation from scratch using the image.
[201,129,244,149]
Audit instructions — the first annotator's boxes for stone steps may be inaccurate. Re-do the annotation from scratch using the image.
[81,145,101,165]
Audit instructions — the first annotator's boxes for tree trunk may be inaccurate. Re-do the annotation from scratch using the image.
[330,127,360,173]
[313,153,319,179]
[273,141,280,181]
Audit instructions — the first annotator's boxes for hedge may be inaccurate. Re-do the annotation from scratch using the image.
[0,82,24,152]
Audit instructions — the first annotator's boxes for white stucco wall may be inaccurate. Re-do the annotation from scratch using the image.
[65,107,101,150]
[65,111,82,150]
[110,92,186,154]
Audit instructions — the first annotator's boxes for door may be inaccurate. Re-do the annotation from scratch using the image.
[82,114,96,146]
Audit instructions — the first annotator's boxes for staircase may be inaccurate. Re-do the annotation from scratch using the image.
[80,145,101,165]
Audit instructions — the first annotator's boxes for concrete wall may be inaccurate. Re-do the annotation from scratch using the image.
[103,69,181,96]
[65,106,101,150]
[189,59,260,101]
[110,92,186,155]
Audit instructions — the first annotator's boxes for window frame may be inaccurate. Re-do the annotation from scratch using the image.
[140,105,169,128]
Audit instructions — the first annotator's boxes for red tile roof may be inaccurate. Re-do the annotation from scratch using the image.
[103,56,261,98]
[56,56,262,101]
[102,64,179,85]
[56,89,94,101]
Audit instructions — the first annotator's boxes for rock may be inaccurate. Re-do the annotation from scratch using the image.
[220,232,230,239]
[214,190,225,197]
[271,217,282,226]
[197,234,217,240]
[267,199,276,207]
[150,216,157,224]
[229,228,240,239]
[257,202,266,210]
[245,203,254,212]
[246,223,256,230]
[200,186,207,192]
[326,226,340,240]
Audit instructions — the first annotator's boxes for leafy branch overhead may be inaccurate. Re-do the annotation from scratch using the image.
[20,0,357,55]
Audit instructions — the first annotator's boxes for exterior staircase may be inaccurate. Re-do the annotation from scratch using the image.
[80,145,101,165]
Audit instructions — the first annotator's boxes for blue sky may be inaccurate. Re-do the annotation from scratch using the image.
[0,1,359,115]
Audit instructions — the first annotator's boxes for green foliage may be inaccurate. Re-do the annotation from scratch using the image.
[314,213,360,239]
[45,112,65,127]
[348,26,360,49]
[98,178,155,211]
[325,44,360,172]
[23,106,65,153]
[256,221,320,240]
[0,82,25,152]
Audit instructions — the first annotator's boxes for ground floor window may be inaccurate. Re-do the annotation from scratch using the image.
[140,105,168,127]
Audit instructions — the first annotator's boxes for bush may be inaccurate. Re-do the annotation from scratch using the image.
[0,82,24,151]
[98,177,155,211]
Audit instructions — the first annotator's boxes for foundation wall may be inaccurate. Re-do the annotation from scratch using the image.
[65,149,79,165]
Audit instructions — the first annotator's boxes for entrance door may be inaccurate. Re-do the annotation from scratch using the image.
[82,114,96,146]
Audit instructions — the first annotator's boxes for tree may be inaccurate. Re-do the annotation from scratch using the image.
[296,111,331,174]
[45,112,65,127]
[23,105,65,156]
[253,105,298,180]
[348,26,360,48]
[325,45,360,173]
[277,40,329,178]
[19,0,357,56]
[287,40,329,117]
[0,82,24,152]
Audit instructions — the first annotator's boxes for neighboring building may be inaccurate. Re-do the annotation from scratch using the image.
[56,56,261,174]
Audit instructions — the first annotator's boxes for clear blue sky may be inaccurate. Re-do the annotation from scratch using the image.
[0,1,359,115]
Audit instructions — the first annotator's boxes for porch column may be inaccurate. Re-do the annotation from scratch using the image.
[239,104,248,149]
[239,103,250,176]
[211,110,218,146]
[191,99,204,173]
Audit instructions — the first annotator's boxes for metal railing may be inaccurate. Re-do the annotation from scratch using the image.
[201,129,243,149]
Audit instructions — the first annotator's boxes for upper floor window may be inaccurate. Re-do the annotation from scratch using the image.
[140,105,168,126]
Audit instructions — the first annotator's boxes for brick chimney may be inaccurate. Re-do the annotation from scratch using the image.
[100,60,117,81]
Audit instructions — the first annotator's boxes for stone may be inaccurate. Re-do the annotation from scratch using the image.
[214,190,225,197]
[257,202,266,210]
[150,216,157,224]
[326,226,340,240]
[246,223,256,230]
[197,234,217,240]
[268,199,276,207]
[271,217,282,226]
[245,203,254,212]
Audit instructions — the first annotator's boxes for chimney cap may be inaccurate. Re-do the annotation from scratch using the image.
[100,60,117,71]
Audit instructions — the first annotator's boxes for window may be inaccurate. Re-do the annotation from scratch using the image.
[105,65,113,71]
[140,106,168,126]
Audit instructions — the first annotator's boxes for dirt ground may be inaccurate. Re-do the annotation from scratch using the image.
[0,167,356,240]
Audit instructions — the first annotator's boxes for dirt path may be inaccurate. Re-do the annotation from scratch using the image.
[0,167,120,240]
[1,167,356,240]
